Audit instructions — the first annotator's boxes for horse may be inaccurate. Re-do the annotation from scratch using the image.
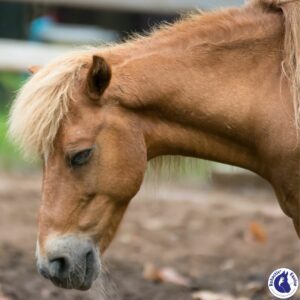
[8,0,300,290]
[274,271,291,293]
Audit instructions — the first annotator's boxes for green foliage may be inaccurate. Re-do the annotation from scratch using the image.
[0,71,24,91]
[0,111,25,169]
[0,72,26,108]
[0,71,34,170]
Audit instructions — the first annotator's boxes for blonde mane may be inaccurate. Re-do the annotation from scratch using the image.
[253,0,300,129]
[8,49,98,159]
[279,1,300,129]
[8,0,300,159]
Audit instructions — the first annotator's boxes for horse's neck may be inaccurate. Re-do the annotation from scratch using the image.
[105,8,290,177]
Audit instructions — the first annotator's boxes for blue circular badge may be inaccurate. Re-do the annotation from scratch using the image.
[268,268,298,299]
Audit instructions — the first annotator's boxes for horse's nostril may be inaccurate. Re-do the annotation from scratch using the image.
[49,256,70,279]
[86,250,93,260]
[86,250,94,269]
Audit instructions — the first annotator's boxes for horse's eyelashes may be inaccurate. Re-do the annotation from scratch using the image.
[68,148,94,168]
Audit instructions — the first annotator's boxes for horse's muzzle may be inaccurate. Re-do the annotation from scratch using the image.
[37,235,100,290]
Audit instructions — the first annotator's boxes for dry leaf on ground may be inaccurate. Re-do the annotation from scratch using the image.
[143,263,191,287]
[249,222,267,242]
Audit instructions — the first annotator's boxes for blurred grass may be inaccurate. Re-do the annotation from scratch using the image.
[0,71,34,170]
[0,110,24,169]
[0,72,23,93]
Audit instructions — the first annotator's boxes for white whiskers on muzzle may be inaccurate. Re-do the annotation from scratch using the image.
[36,235,102,290]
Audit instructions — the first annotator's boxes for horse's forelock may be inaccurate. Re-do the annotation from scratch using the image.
[8,49,98,159]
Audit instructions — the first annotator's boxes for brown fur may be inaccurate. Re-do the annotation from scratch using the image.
[9,0,300,270]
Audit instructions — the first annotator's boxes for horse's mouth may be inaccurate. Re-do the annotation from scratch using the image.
[36,235,100,290]
[38,251,99,290]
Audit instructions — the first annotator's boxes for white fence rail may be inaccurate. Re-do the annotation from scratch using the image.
[9,0,244,13]
[0,39,71,72]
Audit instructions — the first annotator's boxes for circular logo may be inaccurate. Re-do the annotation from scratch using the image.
[268,268,298,299]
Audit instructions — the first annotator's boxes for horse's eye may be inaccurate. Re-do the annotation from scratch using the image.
[68,148,94,168]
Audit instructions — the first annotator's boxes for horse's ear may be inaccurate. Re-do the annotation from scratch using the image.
[87,55,112,100]
[28,65,41,74]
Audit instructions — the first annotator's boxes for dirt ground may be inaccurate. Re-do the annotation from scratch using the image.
[0,172,299,300]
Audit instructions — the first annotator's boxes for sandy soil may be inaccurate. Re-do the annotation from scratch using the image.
[0,172,299,300]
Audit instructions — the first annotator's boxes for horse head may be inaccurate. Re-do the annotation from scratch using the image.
[274,271,291,293]
[9,54,148,289]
